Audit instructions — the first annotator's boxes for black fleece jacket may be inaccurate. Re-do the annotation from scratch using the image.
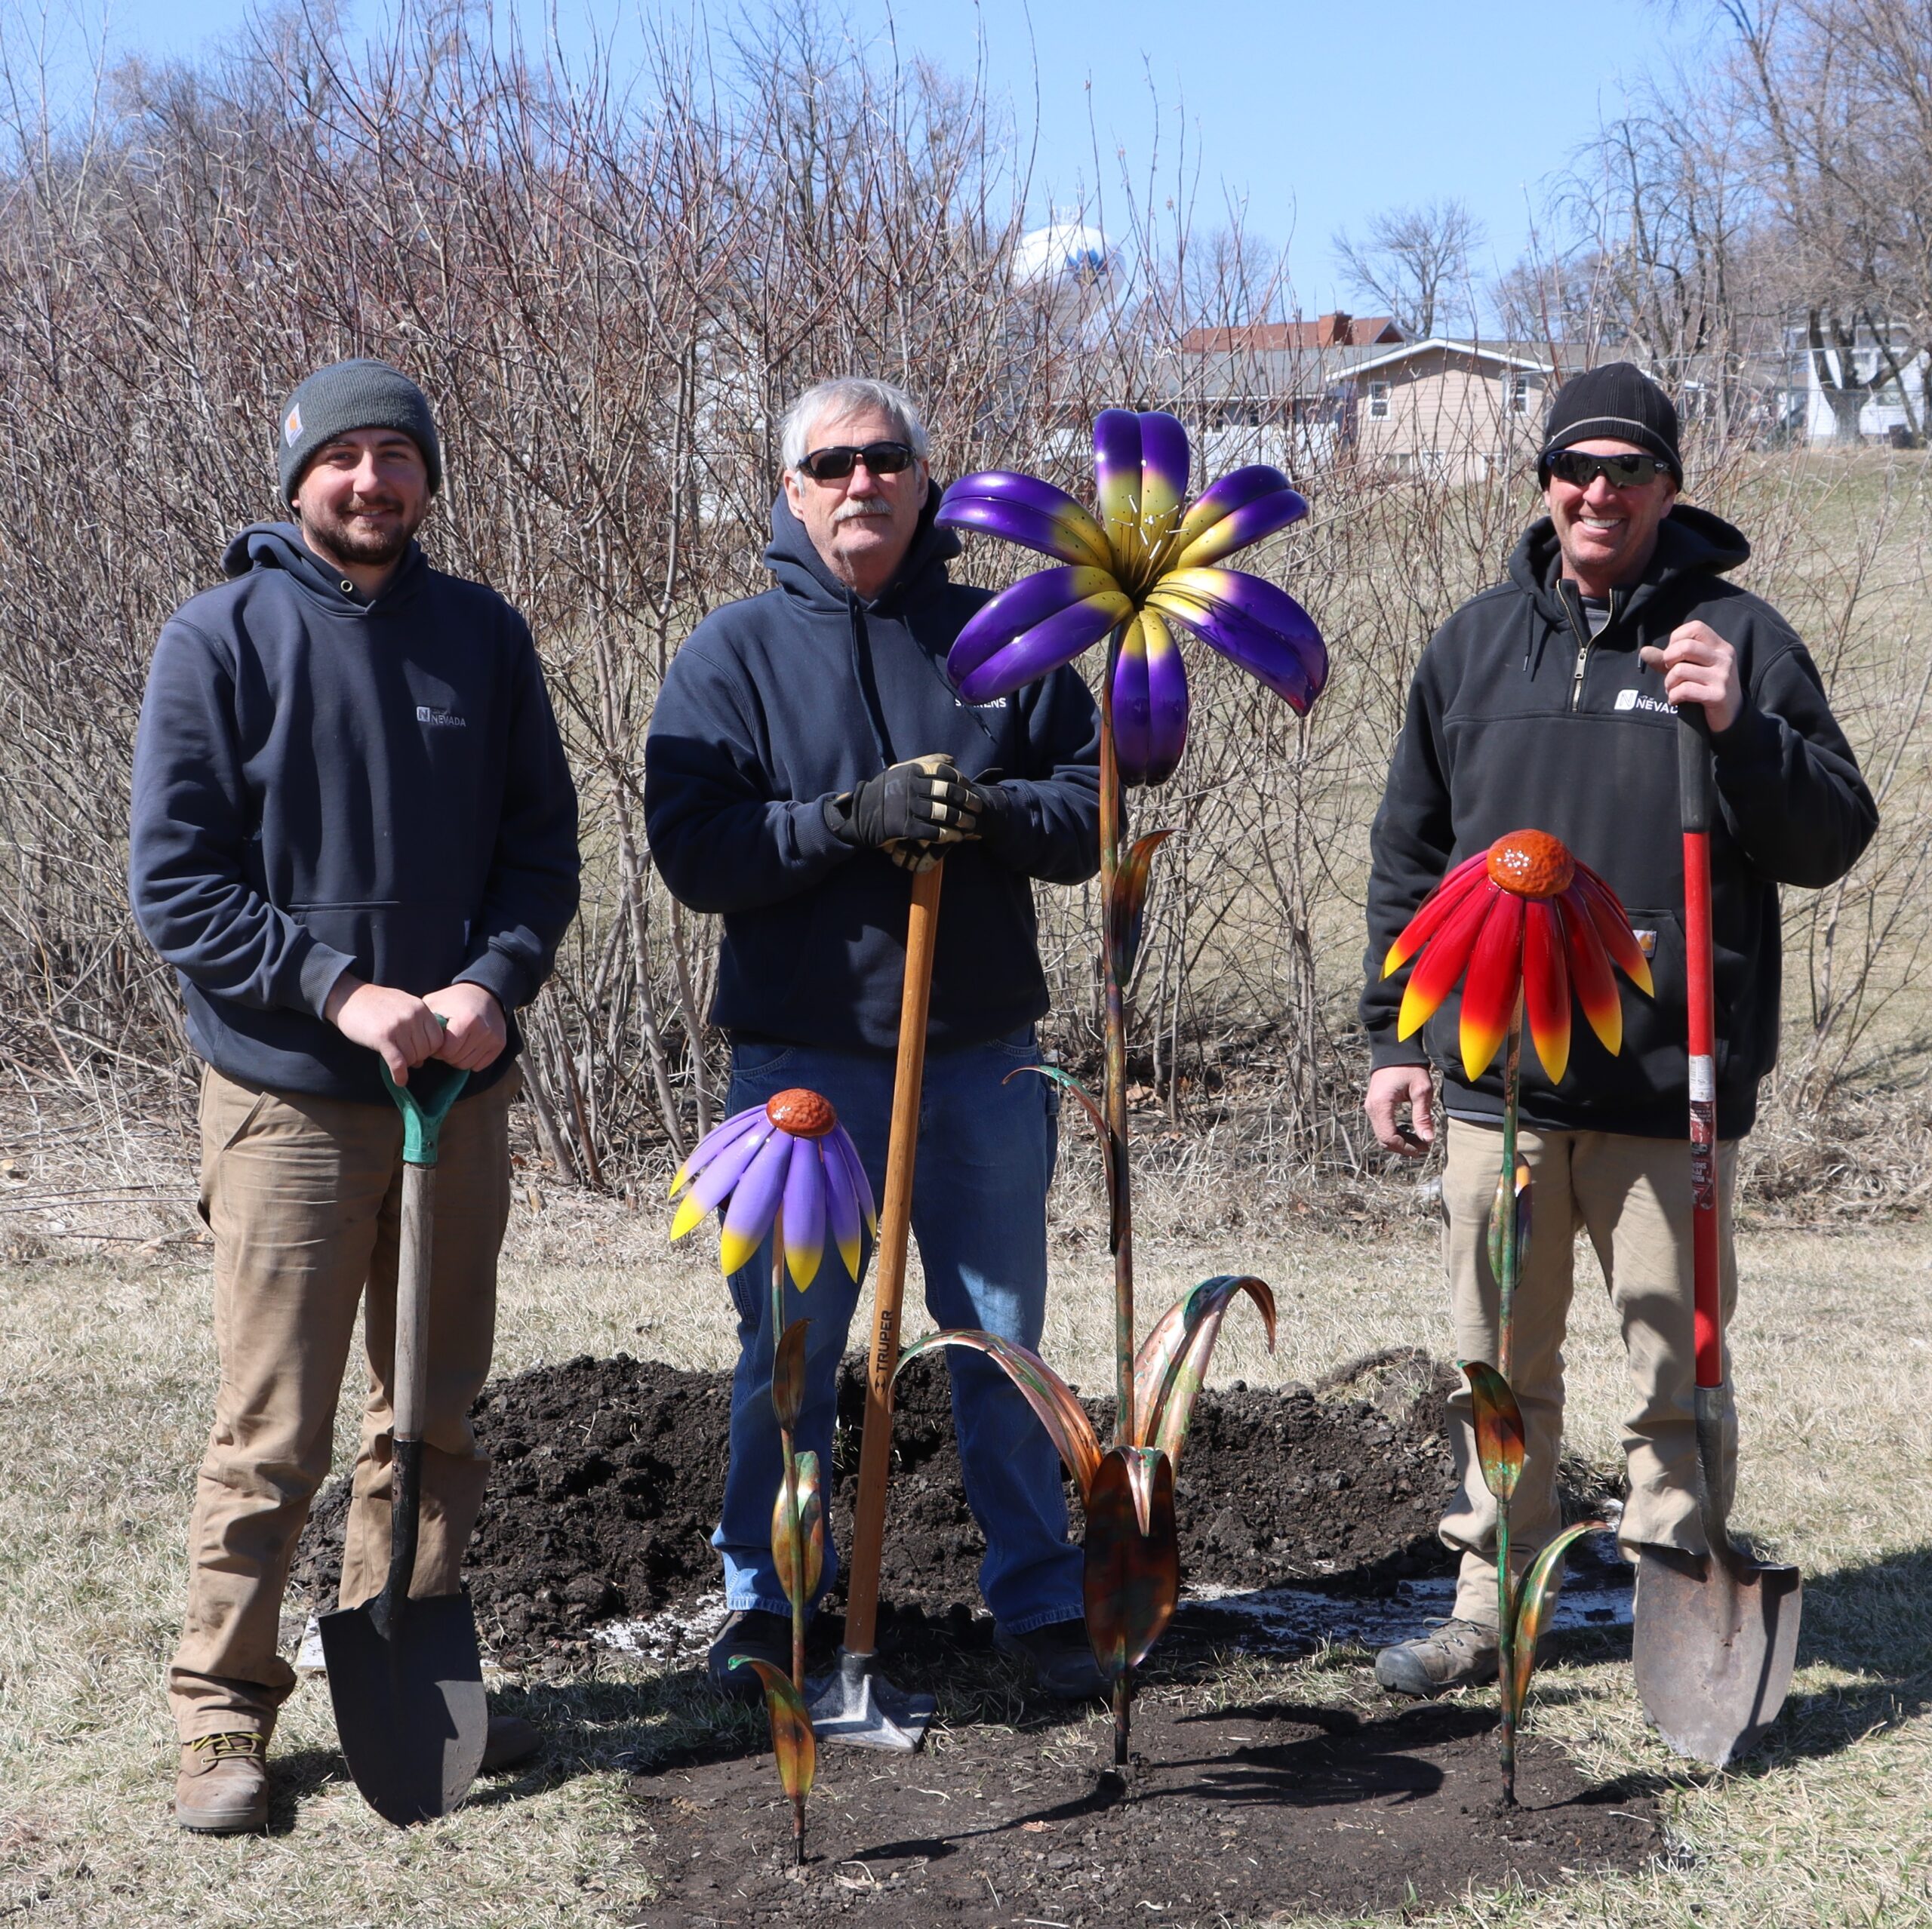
[1361,503,1876,1139]
[644,491,1101,1054]
[129,524,580,1103]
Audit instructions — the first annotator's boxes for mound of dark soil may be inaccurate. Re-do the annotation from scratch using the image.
[291,1346,1617,1663]
[625,1692,1661,1926]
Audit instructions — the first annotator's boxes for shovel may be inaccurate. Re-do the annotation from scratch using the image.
[1632,712,1801,1769]
[808,862,940,1750]
[320,1053,490,1823]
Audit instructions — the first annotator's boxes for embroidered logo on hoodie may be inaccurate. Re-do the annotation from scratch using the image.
[416,704,466,728]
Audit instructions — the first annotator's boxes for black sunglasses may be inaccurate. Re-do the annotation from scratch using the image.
[798,440,916,482]
[1546,449,1675,488]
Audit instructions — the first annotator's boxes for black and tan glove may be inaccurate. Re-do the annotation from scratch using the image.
[824,754,983,852]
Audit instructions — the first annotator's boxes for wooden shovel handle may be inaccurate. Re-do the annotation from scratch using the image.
[842,862,943,1656]
[1678,712,1722,1389]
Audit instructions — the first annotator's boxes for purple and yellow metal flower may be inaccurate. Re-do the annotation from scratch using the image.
[937,411,1327,783]
[669,1089,875,1286]
[1383,829,1654,1083]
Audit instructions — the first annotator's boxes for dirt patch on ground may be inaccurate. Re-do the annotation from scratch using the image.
[622,1687,1662,1927]
[291,1346,1620,1666]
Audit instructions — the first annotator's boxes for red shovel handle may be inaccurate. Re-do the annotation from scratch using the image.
[1678,713,1722,1389]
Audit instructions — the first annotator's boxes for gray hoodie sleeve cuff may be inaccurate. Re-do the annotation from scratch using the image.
[299,940,359,1020]
[1368,1031,1432,1073]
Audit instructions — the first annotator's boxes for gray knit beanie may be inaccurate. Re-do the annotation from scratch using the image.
[275,358,442,503]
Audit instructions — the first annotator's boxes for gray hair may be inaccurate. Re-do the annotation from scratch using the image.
[779,377,931,471]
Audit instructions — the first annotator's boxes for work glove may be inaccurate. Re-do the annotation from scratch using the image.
[825,754,982,851]
[952,770,1020,857]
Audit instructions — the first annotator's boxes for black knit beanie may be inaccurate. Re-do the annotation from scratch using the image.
[1537,361,1681,483]
[275,358,442,503]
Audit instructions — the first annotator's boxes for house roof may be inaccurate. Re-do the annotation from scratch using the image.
[1179,312,1404,352]
[1347,338,1555,378]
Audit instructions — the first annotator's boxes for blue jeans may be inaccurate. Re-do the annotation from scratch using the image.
[713,1030,1082,1635]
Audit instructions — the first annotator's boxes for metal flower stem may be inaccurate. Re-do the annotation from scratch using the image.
[1098,629,1138,1771]
[771,1209,808,1864]
[1098,629,1135,1448]
[1496,997,1523,1804]
[770,1209,806,1705]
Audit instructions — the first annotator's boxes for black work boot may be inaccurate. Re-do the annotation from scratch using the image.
[707,1610,794,1701]
[994,1619,1106,1700]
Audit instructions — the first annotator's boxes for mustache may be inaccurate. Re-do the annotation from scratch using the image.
[832,498,892,524]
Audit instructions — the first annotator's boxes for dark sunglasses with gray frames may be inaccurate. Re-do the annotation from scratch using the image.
[1545,449,1676,488]
[797,440,917,483]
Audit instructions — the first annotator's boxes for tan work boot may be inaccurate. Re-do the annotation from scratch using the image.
[175,1731,269,1832]
[1374,1618,1500,1699]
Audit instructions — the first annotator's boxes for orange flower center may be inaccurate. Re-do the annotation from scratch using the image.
[766,1089,837,1137]
[1486,829,1575,899]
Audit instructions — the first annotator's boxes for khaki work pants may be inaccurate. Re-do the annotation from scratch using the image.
[168,1066,515,1742]
[1440,1115,1739,1626]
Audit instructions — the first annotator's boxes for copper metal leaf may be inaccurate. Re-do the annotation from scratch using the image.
[1460,1359,1525,1504]
[1486,1158,1531,1284]
[896,1329,1102,1500]
[1107,829,1177,985]
[1138,1275,1278,1466]
[771,1318,808,1434]
[729,1657,817,1804]
[1006,1063,1126,1251]
[1083,1446,1180,1681]
[796,1449,824,1602]
[1509,1519,1605,1712]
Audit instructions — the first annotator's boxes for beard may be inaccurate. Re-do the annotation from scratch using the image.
[300,493,425,568]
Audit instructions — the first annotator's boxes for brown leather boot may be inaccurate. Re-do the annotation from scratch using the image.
[174,1731,268,1832]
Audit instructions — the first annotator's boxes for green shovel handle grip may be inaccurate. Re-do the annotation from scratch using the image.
[380,1054,470,1166]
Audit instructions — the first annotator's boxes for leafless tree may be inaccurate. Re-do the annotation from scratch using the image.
[1332,198,1485,339]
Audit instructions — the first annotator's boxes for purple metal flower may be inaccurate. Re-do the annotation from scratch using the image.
[669,1089,875,1287]
[937,411,1327,783]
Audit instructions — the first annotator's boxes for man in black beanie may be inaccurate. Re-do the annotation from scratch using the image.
[130,358,580,1827]
[1358,361,1875,1697]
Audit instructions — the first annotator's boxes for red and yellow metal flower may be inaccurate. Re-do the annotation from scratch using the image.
[1383,829,1654,1082]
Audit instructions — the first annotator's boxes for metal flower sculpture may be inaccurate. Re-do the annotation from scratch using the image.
[670,1088,875,1863]
[918,411,1318,1769]
[939,409,1327,783]
[1382,829,1652,1802]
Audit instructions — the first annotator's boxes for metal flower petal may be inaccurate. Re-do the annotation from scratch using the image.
[1171,466,1309,570]
[1143,568,1327,712]
[949,566,1134,705]
[669,1089,868,1288]
[1083,1446,1180,1681]
[1108,611,1189,786]
[1460,1359,1525,1505]
[936,470,1114,570]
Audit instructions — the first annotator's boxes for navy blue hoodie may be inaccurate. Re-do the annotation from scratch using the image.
[1361,503,1876,1139]
[129,524,580,1103]
[644,491,1100,1053]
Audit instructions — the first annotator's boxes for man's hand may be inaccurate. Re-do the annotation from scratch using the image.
[1366,1063,1436,1158]
[326,976,448,1084]
[828,754,982,849]
[1638,620,1742,733]
[425,982,508,1074]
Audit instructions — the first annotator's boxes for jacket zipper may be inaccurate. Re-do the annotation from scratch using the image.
[1561,584,1621,712]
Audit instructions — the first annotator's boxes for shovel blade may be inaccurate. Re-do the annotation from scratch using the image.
[318,1588,488,1823]
[1633,1544,1802,1769]
[807,1648,935,1752]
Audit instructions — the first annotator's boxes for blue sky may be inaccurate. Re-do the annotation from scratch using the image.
[79,0,1701,315]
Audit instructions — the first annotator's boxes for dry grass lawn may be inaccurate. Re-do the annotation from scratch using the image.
[2,1177,1930,1926]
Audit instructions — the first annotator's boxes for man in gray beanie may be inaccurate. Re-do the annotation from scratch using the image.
[1358,360,1875,1697]
[130,358,580,1829]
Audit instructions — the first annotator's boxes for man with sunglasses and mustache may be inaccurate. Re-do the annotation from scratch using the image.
[1358,361,1875,1698]
[131,358,579,1828]
[645,377,1106,1700]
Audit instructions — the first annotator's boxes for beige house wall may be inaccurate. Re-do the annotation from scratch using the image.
[1355,347,1546,481]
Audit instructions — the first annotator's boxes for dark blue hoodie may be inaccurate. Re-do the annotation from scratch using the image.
[644,491,1100,1053]
[129,524,580,1103]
